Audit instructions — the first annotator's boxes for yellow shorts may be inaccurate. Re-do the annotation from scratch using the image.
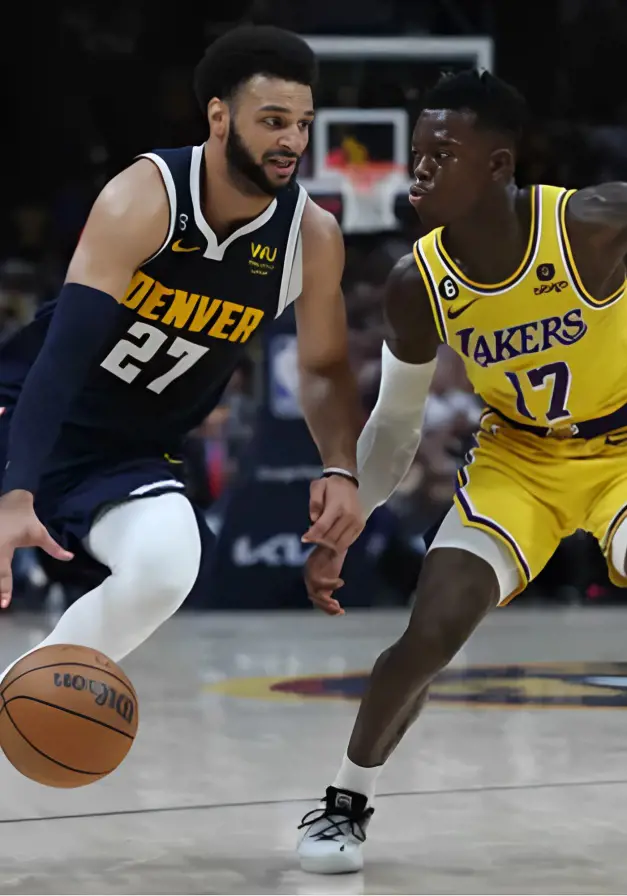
[455,413,627,602]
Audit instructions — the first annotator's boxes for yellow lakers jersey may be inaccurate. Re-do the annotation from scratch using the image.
[414,185,627,430]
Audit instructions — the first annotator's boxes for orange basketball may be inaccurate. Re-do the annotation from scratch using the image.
[0,644,138,788]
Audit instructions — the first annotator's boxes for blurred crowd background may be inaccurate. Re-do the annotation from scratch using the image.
[2,0,627,610]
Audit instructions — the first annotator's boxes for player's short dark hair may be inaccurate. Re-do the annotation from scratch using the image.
[420,69,527,143]
[194,25,317,112]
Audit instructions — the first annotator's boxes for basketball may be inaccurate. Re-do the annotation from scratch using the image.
[0,644,138,788]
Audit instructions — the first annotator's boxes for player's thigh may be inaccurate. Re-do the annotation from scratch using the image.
[428,505,520,605]
[451,427,562,602]
[86,492,203,596]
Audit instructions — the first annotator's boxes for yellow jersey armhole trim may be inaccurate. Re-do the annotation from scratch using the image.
[433,186,539,294]
[413,240,447,344]
[558,189,626,307]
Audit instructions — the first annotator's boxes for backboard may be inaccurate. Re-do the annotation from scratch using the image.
[299,35,494,234]
[299,108,411,234]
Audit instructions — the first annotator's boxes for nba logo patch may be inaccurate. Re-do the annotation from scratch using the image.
[269,335,302,419]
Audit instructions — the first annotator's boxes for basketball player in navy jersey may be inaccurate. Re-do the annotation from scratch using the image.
[0,26,364,669]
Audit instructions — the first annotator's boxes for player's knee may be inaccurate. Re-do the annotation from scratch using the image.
[399,548,498,671]
[133,536,199,609]
[127,534,200,611]
[420,545,499,608]
[95,493,202,611]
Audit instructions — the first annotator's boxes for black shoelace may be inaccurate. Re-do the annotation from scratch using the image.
[298,805,370,843]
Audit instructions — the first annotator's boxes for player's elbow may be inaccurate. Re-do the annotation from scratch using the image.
[298,352,352,382]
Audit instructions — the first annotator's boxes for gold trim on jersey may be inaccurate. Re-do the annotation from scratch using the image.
[556,189,626,308]
[433,185,540,295]
[413,240,447,343]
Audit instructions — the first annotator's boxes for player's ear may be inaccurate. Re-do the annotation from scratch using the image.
[208,98,229,139]
[489,147,515,182]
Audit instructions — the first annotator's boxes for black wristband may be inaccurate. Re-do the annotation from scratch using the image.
[322,467,359,489]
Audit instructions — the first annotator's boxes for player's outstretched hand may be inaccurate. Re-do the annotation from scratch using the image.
[0,491,73,609]
[302,475,365,552]
[304,545,347,616]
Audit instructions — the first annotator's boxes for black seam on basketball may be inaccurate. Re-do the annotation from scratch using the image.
[3,695,135,740]
[1,661,138,702]
[3,702,113,777]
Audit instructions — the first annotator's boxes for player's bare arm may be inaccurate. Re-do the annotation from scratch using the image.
[0,160,170,606]
[567,182,627,232]
[67,159,169,296]
[304,253,441,614]
[383,252,441,364]
[566,183,627,286]
[296,199,365,553]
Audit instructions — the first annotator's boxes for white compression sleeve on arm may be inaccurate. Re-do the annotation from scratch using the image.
[357,341,436,518]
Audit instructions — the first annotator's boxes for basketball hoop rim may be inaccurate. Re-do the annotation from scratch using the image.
[340,161,406,192]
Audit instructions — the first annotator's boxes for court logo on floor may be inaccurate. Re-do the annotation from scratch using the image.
[206,662,627,708]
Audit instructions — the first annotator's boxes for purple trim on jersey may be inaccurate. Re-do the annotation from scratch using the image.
[456,440,532,583]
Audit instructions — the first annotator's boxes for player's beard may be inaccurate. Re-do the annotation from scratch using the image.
[226,123,300,196]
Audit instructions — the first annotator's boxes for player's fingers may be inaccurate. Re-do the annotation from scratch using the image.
[0,561,13,609]
[306,576,345,612]
[327,520,363,553]
[39,530,74,563]
[310,594,345,616]
[302,505,339,544]
[308,577,345,593]
[307,581,344,605]
[308,517,354,551]
[309,480,326,524]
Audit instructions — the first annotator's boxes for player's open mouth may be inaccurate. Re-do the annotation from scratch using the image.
[268,157,297,175]
[409,182,431,204]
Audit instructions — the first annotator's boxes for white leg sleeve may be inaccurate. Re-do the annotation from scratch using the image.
[610,517,627,577]
[5,493,201,673]
[428,505,520,604]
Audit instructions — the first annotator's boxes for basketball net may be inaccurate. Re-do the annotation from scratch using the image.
[330,161,406,234]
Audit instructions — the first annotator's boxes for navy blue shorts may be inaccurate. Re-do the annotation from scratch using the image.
[0,410,215,586]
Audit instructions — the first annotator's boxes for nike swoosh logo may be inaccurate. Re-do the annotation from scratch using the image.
[172,239,201,253]
[447,298,480,319]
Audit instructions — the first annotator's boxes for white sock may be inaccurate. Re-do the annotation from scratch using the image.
[333,753,382,805]
[2,493,201,678]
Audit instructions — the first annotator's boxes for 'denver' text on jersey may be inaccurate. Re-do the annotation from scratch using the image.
[0,144,307,452]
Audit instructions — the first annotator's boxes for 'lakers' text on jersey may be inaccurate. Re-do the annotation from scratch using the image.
[0,145,307,451]
[414,185,627,431]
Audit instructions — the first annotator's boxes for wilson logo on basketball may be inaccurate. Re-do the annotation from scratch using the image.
[53,672,135,725]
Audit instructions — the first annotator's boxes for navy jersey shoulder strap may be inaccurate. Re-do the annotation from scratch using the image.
[135,146,195,263]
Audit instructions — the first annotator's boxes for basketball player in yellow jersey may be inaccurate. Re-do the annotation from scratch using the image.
[297,68,627,873]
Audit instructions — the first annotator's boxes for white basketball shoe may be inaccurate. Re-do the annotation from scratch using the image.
[297,786,374,874]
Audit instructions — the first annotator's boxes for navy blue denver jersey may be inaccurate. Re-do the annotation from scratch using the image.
[0,145,307,454]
